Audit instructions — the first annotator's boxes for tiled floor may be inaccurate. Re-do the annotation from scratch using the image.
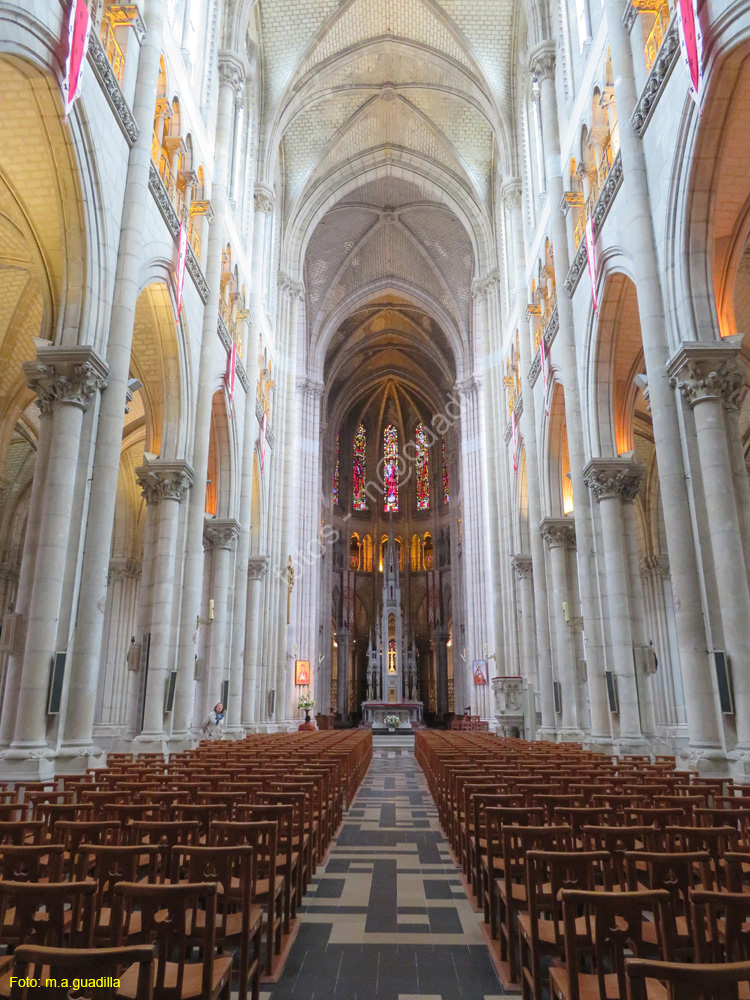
[263,748,503,1000]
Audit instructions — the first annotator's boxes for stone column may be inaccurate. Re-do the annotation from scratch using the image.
[336,628,350,722]
[503,179,556,733]
[668,344,750,750]
[134,460,193,745]
[2,349,108,775]
[172,52,246,742]
[622,500,657,737]
[511,555,537,690]
[529,45,610,744]
[60,0,166,760]
[600,0,723,762]
[201,518,240,728]
[94,559,141,743]
[583,459,646,744]
[0,409,52,749]
[540,519,582,739]
[241,555,268,727]
[435,625,449,719]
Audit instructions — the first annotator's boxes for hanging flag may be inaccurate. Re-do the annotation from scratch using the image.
[540,337,550,416]
[226,342,237,406]
[260,411,267,472]
[676,0,704,106]
[175,222,188,320]
[62,0,91,118]
[584,217,599,314]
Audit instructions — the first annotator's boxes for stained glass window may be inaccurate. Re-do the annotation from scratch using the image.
[333,433,340,505]
[416,423,430,511]
[353,424,367,511]
[383,424,399,513]
[442,437,450,504]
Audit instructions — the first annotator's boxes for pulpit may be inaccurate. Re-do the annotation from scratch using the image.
[492,675,534,738]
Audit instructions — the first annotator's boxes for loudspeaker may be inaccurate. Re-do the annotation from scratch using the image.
[713,651,734,715]
[221,679,229,707]
[553,681,562,715]
[47,652,66,715]
[605,670,619,713]
[164,670,177,713]
[267,688,276,717]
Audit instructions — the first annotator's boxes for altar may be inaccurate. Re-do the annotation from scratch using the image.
[362,701,423,728]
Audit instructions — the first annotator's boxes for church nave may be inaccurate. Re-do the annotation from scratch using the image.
[265,749,502,1000]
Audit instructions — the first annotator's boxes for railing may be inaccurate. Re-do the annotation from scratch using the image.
[151,132,174,196]
[645,4,671,73]
[99,18,125,85]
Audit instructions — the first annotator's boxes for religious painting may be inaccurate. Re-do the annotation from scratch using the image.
[353,423,367,510]
[384,424,399,512]
[295,660,311,685]
[416,423,430,510]
[473,659,489,686]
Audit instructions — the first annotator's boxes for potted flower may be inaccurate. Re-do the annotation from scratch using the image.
[299,694,315,724]
[384,714,401,733]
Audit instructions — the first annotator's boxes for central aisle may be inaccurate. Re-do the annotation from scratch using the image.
[264,747,503,1000]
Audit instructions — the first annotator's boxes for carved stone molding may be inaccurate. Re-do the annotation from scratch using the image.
[667,342,745,411]
[504,395,523,444]
[254,184,274,215]
[278,274,305,301]
[540,517,576,548]
[511,554,533,579]
[248,555,269,581]
[640,553,670,579]
[87,34,139,146]
[529,40,556,82]
[108,558,142,582]
[455,375,482,398]
[203,518,241,550]
[500,178,523,210]
[623,0,639,32]
[23,347,109,414]
[218,51,246,96]
[583,458,645,502]
[296,378,325,399]
[148,164,209,303]
[564,153,622,297]
[135,460,194,505]
[631,20,680,136]
[235,357,250,392]
[528,307,559,386]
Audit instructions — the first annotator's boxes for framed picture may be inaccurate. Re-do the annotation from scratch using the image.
[472,659,488,686]
[295,659,311,685]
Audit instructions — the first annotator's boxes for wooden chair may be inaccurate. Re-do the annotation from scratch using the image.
[626,957,750,1000]
[519,850,613,1000]
[112,882,231,1000]
[725,851,750,893]
[0,821,45,846]
[496,825,573,983]
[74,843,160,945]
[549,889,676,1000]
[482,806,545,923]
[237,804,298,931]
[0,844,64,883]
[126,821,200,882]
[257,790,310,897]
[175,804,227,843]
[172,845,263,1000]
[0,881,96,965]
[691,889,750,964]
[9,944,155,1000]
[210,820,284,976]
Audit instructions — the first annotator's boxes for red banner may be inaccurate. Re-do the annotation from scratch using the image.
[677,0,704,105]
[584,217,599,315]
[226,342,237,405]
[62,0,91,118]
[175,222,188,319]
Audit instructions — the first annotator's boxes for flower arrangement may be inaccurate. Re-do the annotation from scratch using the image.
[384,714,401,729]
[299,695,316,711]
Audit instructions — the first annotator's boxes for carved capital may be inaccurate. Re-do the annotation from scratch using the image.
[135,460,194,505]
[511,553,533,579]
[23,346,108,414]
[529,41,556,82]
[203,518,241,550]
[108,558,142,582]
[248,555,269,581]
[279,273,305,301]
[296,377,324,399]
[253,184,274,215]
[454,375,481,399]
[640,553,670,579]
[218,51,245,96]
[501,178,523,211]
[583,458,645,502]
[667,342,745,412]
[540,517,576,548]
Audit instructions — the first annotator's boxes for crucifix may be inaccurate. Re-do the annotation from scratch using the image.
[286,555,295,624]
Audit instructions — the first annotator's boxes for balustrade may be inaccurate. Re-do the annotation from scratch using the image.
[644,3,670,73]
[99,16,125,85]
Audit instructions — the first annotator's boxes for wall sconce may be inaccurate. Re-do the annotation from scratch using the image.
[196,599,215,629]
[484,643,497,663]
[562,601,584,632]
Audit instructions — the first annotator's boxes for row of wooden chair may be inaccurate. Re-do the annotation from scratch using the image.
[415,730,750,1000]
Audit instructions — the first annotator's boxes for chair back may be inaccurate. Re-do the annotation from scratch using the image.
[0,844,65,882]
[626,957,750,1000]
[625,850,713,932]
[0,820,45,845]
[0,880,96,949]
[9,944,155,1000]
[691,889,750,964]
[526,850,612,952]
[113,881,218,1000]
[75,843,159,943]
